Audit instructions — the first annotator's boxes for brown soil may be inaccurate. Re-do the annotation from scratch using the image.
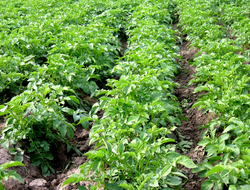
[120,39,127,55]
[0,121,96,190]
[76,89,97,107]
[174,39,216,190]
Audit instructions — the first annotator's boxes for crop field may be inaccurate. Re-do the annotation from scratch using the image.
[0,0,250,189]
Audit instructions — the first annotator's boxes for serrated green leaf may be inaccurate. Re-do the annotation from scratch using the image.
[198,138,211,146]
[9,148,17,155]
[240,185,250,190]
[208,156,221,164]
[191,101,205,109]
[138,173,154,190]
[171,172,188,179]
[90,103,100,117]
[229,174,238,184]
[81,121,89,130]
[149,179,159,187]
[62,108,74,115]
[194,86,209,93]
[45,153,53,161]
[31,160,41,167]
[229,117,244,127]
[218,134,229,143]
[191,164,206,173]
[92,160,101,173]
[14,153,23,162]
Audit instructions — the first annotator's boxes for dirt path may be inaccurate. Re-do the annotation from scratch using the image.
[174,37,215,189]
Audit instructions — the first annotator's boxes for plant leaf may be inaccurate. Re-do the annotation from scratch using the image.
[206,165,224,177]
[177,156,197,168]
[68,96,80,104]
[67,126,74,140]
[2,161,25,170]
[60,124,67,138]
[105,181,123,190]
[201,180,214,190]
[160,165,172,177]
[117,143,125,155]
[78,186,88,190]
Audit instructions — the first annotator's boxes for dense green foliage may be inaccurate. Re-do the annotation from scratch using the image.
[176,0,250,189]
[0,0,197,187]
[63,0,197,189]
[1,0,249,189]
[0,0,124,176]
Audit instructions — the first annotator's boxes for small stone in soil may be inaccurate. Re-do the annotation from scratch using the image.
[29,178,47,187]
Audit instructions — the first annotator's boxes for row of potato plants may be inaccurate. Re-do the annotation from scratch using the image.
[63,0,197,190]
[175,0,250,189]
[0,0,125,96]
[0,0,139,176]
[217,0,250,52]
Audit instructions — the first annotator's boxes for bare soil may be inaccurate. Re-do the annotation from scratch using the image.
[0,123,96,190]
[174,39,215,190]
[0,94,102,190]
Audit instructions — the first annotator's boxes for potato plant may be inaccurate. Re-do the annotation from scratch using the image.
[0,0,131,177]
[63,0,196,189]
[175,0,250,189]
[3,0,250,189]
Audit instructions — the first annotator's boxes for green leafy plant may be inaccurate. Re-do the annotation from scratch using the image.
[0,83,80,176]
[175,0,250,188]
[0,161,25,190]
[63,0,196,189]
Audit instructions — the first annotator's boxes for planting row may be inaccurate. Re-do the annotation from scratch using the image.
[176,0,250,189]
[0,0,140,177]
[63,0,197,190]
[218,0,250,51]
[0,0,197,189]
[0,0,128,97]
